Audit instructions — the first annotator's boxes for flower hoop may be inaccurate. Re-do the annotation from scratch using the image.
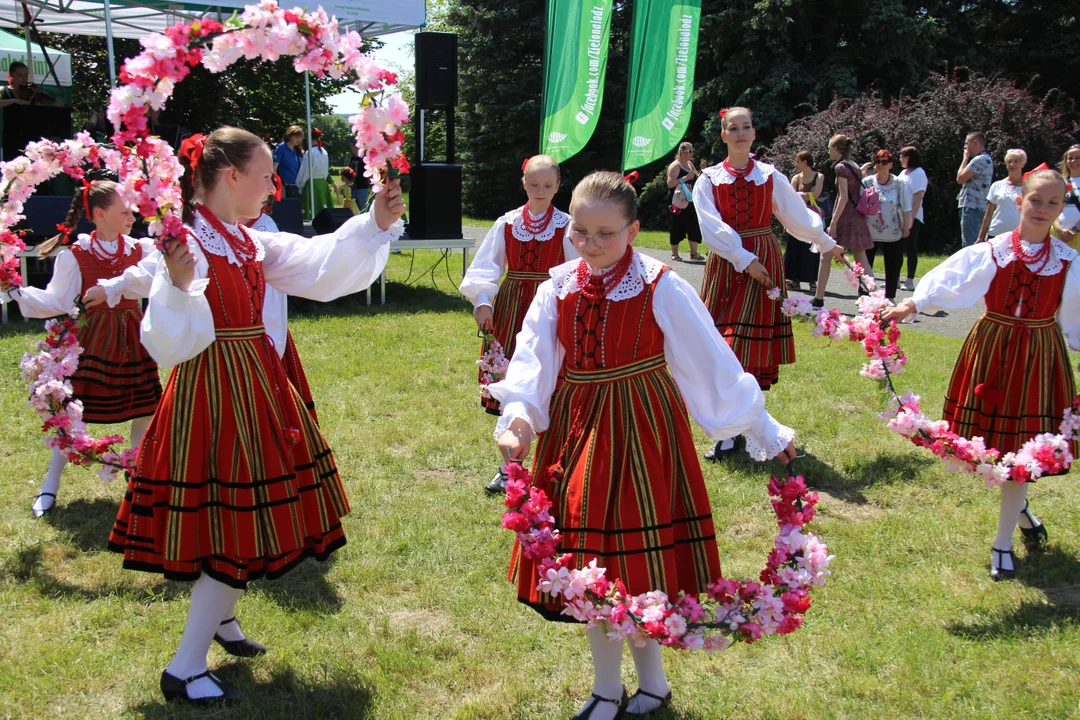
[106,0,409,248]
[779,260,1079,485]
[477,329,509,399]
[500,464,832,651]
[0,134,156,475]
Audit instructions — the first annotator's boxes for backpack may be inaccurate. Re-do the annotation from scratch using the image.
[671,178,692,211]
[855,184,880,216]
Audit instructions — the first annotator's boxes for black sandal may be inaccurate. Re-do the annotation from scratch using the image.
[629,687,672,713]
[572,687,628,719]
[990,547,1016,581]
[160,669,242,704]
[214,617,267,657]
[703,438,738,463]
[1019,500,1048,553]
[31,492,57,519]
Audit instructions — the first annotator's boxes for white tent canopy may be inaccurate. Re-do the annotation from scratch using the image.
[0,0,425,41]
[0,27,70,84]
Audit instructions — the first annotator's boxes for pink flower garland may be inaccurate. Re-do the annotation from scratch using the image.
[501,464,831,651]
[776,264,1078,486]
[106,1,408,250]
[20,313,139,480]
[477,331,509,399]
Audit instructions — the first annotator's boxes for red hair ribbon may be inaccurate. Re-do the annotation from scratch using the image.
[1022,162,1049,181]
[718,108,728,119]
[521,157,531,173]
[179,133,207,173]
[313,128,324,149]
[80,177,93,218]
[54,223,73,244]
[624,171,639,184]
[272,173,283,202]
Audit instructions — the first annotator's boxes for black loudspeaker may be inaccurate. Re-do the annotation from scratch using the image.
[270,198,303,235]
[312,207,355,236]
[3,105,72,161]
[415,32,458,108]
[21,195,92,240]
[408,164,462,239]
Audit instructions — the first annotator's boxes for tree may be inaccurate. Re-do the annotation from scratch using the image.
[311,114,355,168]
[763,70,1080,251]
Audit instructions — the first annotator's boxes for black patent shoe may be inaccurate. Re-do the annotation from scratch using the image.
[214,617,267,657]
[628,687,672,715]
[704,437,739,463]
[485,467,508,495]
[31,492,56,519]
[990,547,1016,581]
[810,298,824,309]
[160,669,242,704]
[573,687,628,719]
[1019,500,1048,553]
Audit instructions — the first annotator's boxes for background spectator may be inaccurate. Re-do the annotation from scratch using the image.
[898,146,927,291]
[785,150,827,291]
[348,145,372,209]
[978,148,1026,242]
[860,161,873,178]
[956,131,993,247]
[862,150,912,300]
[815,134,872,307]
[273,125,305,197]
[666,141,704,261]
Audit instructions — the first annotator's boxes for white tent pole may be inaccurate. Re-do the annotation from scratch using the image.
[23,18,32,83]
[103,0,116,88]
[305,70,314,217]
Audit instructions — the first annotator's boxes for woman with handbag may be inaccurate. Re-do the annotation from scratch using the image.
[813,134,873,307]
[666,142,705,262]
[784,151,829,290]
[862,150,913,300]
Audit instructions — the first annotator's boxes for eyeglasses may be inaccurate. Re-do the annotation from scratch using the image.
[569,220,634,247]
[874,159,892,165]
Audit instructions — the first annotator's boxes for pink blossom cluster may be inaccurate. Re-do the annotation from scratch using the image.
[20,314,139,480]
[0,134,121,285]
[499,463,831,652]
[879,392,1078,486]
[477,332,509,398]
[843,262,876,291]
[106,1,409,248]
[765,286,782,301]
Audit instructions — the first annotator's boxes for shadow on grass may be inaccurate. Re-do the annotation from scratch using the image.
[948,546,1080,640]
[250,553,346,615]
[131,663,374,719]
[44,496,119,551]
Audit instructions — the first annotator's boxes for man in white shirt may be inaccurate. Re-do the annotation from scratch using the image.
[956,131,993,248]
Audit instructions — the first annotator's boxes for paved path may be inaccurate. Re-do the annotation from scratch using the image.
[635,247,983,341]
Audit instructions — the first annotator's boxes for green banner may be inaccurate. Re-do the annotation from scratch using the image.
[540,0,613,163]
[621,0,701,171]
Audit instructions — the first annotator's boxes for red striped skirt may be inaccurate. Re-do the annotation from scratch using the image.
[511,355,721,622]
[283,330,317,424]
[107,324,349,589]
[72,307,162,423]
[700,229,793,390]
[944,312,1077,455]
[480,271,547,414]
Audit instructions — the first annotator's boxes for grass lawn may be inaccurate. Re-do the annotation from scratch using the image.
[2,251,1079,718]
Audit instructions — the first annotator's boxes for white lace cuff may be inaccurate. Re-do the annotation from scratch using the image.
[98,276,128,308]
[743,414,796,462]
[731,248,757,273]
[494,401,534,442]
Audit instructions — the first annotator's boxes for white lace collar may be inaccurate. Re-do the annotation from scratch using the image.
[247,213,279,234]
[550,252,666,302]
[702,160,775,187]
[506,205,570,242]
[189,211,266,266]
[990,233,1076,276]
[73,233,137,255]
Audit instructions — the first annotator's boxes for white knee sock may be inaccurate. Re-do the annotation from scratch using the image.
[719,438,735,451]
[216,593,247,643]
[992,482,1029,571]
[166,573,243,699]
[33,447,67,513]
[578,624,624,719]
[628,640,670,713]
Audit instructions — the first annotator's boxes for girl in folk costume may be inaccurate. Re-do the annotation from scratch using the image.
[296,127,334,221]
[490,172,797,719]
[0,180,162,518]
[693,107,844,460]
[884,169,1080,581]
[86,175,321,422]
[459,154,575,494]
[105,128,405,704]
